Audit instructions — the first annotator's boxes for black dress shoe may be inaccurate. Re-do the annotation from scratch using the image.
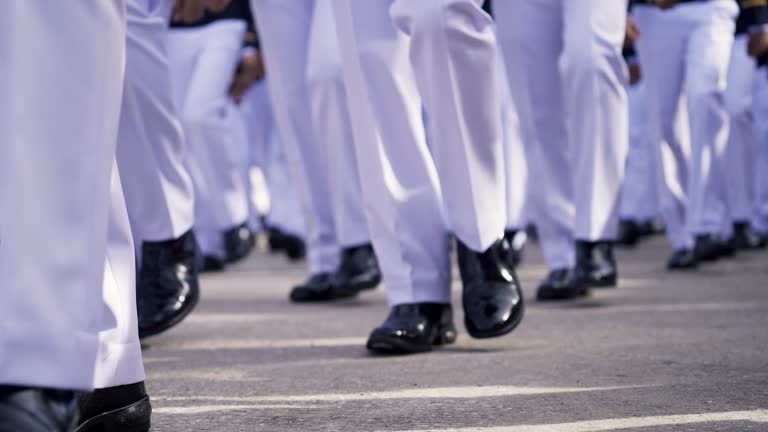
[457,239,525,339]
[137,230,200,339]
[731,222,768,251]
[76,382,151,432]
[366,303,457,354]
[202,255,226,273]
[574,241,617,288]
[332,244,382,293]
[617,220,640,247]
[290,273,356,302]
[282,232,306,261]
[267,227,285,254]
[224,222,255,263]
[503,230,525,268]
[694,234,734,262]
[0,386,79,432]
[536,268,587,301]
[667,248,698,270]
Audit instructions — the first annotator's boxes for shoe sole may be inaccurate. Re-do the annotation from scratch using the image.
[588,277,618,289]
[139,285,200,339]
[537,286,589,301]
[366,328,457,355]
[76,396,151,432]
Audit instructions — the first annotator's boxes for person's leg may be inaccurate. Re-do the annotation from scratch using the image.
[496,0,584,299]
[306,0,382,294]
[634,5,696,268]
[496,49,528,268]
[332,0,454,353]
[684,2,737,260]
[562,0,629,288]
[251,0,343,283]
[79,163,151,432]
[620,82,659,237]
[0,0,126,428]
[390,0,506,252]
[724,34,764,249]
[121,0,200,340]
[751,66,768,240]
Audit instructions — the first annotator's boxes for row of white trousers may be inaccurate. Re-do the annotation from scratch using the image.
[326,0,630,305]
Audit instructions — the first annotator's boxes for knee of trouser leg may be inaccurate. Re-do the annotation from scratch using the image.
[687,71,728,114]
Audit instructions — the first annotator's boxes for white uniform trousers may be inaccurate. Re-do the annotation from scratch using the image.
[96,164,145,389]
[752,67,768,233]
[118,0,196,248]
[307,0,371,248]
[497,48,529,232]
[242,81,307,237]
[0,1,127,390]
[495,0,629,270]
[724,34,757,224]
[250,0,340,273]
[332,0,506,305]
[168,21,251,258]
[634,2,736,249]
[621,81,659,222]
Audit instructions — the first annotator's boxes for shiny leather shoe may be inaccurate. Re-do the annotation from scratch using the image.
[224,222,255,263]
[282,232,306,262]
[137,230,200,339]
[503,229,525,268]
[290,273,356,302]
[457,239,525,339]
[0,386,79,432]
[202,255,226,273]
[332,244,382,293]
[617,220,640,247]
[76,382,151,432]
[574,241,617,288]
[366,303,457,354]
[694,234,734,262]
[731,222,767,251]
[667,249,698,270]
[267,227,286,254]
[536,268,587,301]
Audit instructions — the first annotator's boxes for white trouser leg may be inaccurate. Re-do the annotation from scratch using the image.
[266,128,307,238]
[119,0,195,247]
[495,0,575,270]
[307,0,370,248]
[724,35,756,223]
[634,6,694,250]
[562,0,629,241]
[168,22,250,257]
[684,4,736,237]
[497,50,528,231]
[390,0,506,252]
[251,0,341,274]
[332,0,451,305]
[0,1,126,390]
[621,82,659,221]
[752,68,768,233]
[95,163,145,389]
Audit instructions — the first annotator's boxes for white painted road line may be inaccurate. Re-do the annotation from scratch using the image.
[155,385,640,404]
[385,410,768,432]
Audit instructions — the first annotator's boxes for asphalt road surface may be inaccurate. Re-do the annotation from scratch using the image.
[142,236,768,432]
